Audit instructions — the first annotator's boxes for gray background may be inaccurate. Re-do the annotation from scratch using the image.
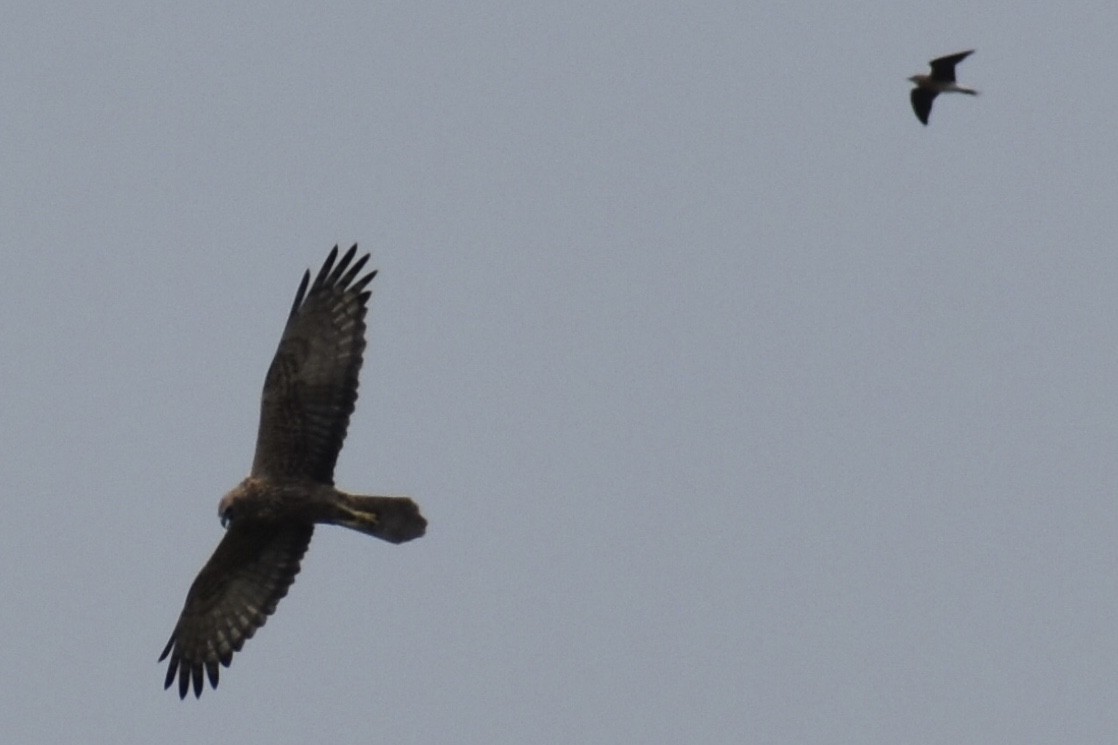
[3,2,1117,743]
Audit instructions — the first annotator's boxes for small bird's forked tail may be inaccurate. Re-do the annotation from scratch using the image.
[340,495,427,544]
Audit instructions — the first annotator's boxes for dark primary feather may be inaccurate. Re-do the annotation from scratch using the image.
[159,521,314,698]
[928,50,973,83]
[910,88,936,125]
[251,245,376,483]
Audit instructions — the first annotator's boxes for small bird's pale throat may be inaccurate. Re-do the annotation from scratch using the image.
[908,50,977,125]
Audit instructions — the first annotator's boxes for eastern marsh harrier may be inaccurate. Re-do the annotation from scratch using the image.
[159,245,426,698]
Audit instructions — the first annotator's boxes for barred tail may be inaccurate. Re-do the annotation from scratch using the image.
[339,495,427,544]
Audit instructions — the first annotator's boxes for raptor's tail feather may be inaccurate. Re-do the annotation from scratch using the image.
[342,495,427,544]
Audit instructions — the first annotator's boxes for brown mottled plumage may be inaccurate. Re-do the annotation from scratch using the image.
[160,245,425,699]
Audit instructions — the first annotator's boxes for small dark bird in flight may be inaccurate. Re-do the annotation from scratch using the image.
[159,245,426,699]
[908,50,977,125]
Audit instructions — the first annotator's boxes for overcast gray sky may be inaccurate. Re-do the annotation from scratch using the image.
[4,2,1118,743]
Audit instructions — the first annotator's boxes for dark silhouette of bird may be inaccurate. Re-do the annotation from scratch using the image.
[909,50,977,125]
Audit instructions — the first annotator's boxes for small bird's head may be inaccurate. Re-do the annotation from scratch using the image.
[907,74,924,84]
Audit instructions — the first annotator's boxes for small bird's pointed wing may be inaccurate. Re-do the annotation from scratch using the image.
[928,50,973,83]
[910,88,936,125]
[159,520,314,698]
[251,245,376,483]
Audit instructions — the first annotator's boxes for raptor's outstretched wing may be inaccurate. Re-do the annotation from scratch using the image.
[251,245,375,483]
[159,520,314,698]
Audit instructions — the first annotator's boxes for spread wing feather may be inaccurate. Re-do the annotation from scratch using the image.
[251,245,375,483]
[159,521,314,698]
[928,50,973,83]
[910,88,936,125]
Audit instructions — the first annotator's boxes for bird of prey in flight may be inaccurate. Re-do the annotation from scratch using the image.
[160,245,426,699]
[908,50,977,125]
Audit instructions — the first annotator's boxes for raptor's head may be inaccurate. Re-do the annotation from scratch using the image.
[218,493,236,528]
[218,479,261,527]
